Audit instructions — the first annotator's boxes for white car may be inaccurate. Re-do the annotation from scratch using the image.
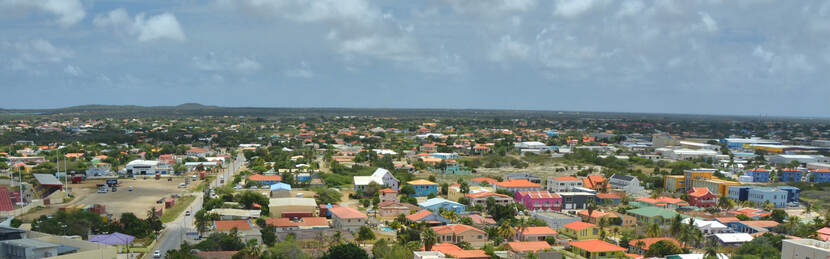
[153,250,161,258]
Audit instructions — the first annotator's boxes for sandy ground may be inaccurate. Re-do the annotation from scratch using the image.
[21,177,190,220]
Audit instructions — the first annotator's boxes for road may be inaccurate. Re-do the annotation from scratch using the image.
[148,152,246,258]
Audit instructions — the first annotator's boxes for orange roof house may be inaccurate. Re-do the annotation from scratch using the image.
[214,220,252,231]
[507,241,552,253]
[517,226,557,241]
[628,237,683,254]
[471,177,499,186]
[582,175,607,190]
[248,174,282,184]
[428,243,489,259]
[569,240,626,258]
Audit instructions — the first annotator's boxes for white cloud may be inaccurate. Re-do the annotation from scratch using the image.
[234,58,262,73]
[444,0,537,16]
[191,53,263,74]
[7,39,72,63]
[238,0,383,27]
[616,0,644,17]
[0,0,85,27]
[283,61,314,78]
[489,35,530,61]
[752,46,774,62]
[94,8,186,42]
[553,0,599,18]
[63,64,82,76]
[339,35,419,62]
[698,12,718,32]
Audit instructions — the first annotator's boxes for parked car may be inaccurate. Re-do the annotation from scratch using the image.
[128,186,133,191]
[185,210,191,216]
[178,183,185,188]
[111,187,117,192]
[157,198,165,204]
[153,250,161,258]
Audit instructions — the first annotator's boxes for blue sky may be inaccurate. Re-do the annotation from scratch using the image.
[1,0,829,117]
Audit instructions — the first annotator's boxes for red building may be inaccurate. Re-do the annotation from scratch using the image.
[687,187,718,208]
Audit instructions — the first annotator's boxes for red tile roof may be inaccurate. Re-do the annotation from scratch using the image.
[629,237,683,250]
[577,210,608,218]
[715,217,740,223]
[507,241,552,252]
[569,240,626,252]
[689,187,714,198]
[467,214,496,225]
[596,193,620,199]
[432,224,486,235]
[471,177,499,184]
[740,220,779,228]
[495,179,541,188]
[248,174,282,182]
[466,192,510,199]
[264,217,328,227]
[554,176,580,181]
[521,226,557,236]
[214,220,251,231]
[0,187,14,211]
[329,206,367,219]
[563,221,596,230]
[406,210,433,221]
[379,188,397,194]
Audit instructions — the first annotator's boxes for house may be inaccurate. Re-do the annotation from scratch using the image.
[582,175,607,191]
[414,251,446,259]
[329,206,367,233]
[419,198,466,214]
[465,192,512,208]
[429,243,489,259]
[406,210,450,225]
[568,239,627,259]
[269,183,291,198]
[547,176,583,193]
[779,168,804,182]
[186,147,210,157]
[379,188,397,203]
[353,168,400,192]
[608,174,647,197]
[808,169,830,183]
[727,208,771,219]
[377,201,419,218]
[125,160,172,175]
[744,169,771,183]
[782,239,830,259]
[408,180,439,197]
[264,217,329,232]
[626,207,680,225]
[514,191,562,211]
[248,174,281,185]
[778,186,801,203]
[506,172,542,185]
[628,237,683,255]
[577,210,609,224]
[687,187,718,208]
[632,196,689,209]
[682,218,729,234]
[726,220,779,234]
[449,185,494,202]
[712,233,753,246]
[493,179,542,193]
[208,209,262,220]
[558,192,597,210]
[269,198,317,218]
[213,220,262,244]
[559,221,599,240]
[507,241,555,258]
[817,227,830,241]
[467,214,497,226]
[728,186,788,208]
[432,224,488,248]
[516,226,557,241]
[596,193,621,206]
[0,239,61,258]
[531,211,581,229]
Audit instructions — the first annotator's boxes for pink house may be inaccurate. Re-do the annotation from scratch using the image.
[514,191,562,211]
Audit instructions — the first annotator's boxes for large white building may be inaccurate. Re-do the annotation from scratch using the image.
[353,168,399,191]
[782,239,830,259]
[125,160,172,175]
[769,155,830,166]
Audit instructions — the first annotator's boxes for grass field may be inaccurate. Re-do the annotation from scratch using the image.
[161,195,196,223]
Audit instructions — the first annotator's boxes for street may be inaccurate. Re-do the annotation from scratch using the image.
[147,152,246,258]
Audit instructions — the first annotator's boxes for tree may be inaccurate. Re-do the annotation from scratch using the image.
[422,228,437,251]
[400,185,415,196]
[460,182,470,194]
[165,242,197,259]
[497,221,516,242]
[769,209,787,223]
[357,226,376,245]
[311,187,343,205]
[234,239,262,259]
[646,222,661,238]
[320,243,368,259]
[440,183,449,195]
[645,240,683,257]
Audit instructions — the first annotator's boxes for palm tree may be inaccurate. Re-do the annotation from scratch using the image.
[785,216,800,235]
[422,228,438,251]
[669,215,683,237]
[441,210,458,224]
[703,237,720,259]
[647,222,661,238]
[238,239,262,259]
[497,221,516,242]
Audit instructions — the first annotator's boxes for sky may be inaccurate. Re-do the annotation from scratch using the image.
[1,0,829,117]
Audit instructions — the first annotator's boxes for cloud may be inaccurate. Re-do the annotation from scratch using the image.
[1,0,85,27]
[191,53,263,74]
[94,8,186,42]
[444,0,537,16]
[698,12,718,32]
[553,0,600,18]
[283,61,314,78]
[616,0,644,17]
[63,64,82,76]
[6,39,72,63]
[338,35,419,62]
[752,46,774,62]
[234,58,262,73]
[237,0,383,27]
[489,35,530,61]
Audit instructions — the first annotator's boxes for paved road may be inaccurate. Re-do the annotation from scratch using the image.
[148,152,246,258]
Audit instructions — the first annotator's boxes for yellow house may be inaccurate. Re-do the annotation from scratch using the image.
[569,240,627,259]
[692,178,739,197]
[558,221,599,240]
[664,175,684,192]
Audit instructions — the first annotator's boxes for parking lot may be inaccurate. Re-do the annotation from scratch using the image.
[45,177,189,217]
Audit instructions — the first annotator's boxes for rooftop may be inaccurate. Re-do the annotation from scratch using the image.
[569,240,626,252]
[507,241,552,252]
[329,206,367,219]
[562,221,596,230]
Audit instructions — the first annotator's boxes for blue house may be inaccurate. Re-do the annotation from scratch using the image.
[778,169,804,182]
[778,186,800,203]
[729,186,789,208]
[745,169,770,183]
[418,198,466,214]
[438,164,472,175]
[407,179,438,197]
[808,169,830,183]
[728,186,752,202]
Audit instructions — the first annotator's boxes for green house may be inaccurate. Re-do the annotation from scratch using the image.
[626,207,682,225]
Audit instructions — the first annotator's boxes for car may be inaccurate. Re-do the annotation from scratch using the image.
[128,186,133,191]
[111,187,117,192]
[97,188,107,193]
[157,198,165,204]
[153,250,161,258]
[178,183,185,188]
[185,210,190,216]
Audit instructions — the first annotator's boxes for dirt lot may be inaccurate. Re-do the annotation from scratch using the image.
[21,177,190,220]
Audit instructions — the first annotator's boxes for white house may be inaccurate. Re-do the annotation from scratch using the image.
[353,168,399,191]
[125,160,172,175]
[682,218,729,234]
[608,174,648,197]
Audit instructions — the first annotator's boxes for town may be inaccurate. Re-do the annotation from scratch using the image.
[0,109,827,259]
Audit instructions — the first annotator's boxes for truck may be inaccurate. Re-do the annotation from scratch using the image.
[106,179,118,187]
